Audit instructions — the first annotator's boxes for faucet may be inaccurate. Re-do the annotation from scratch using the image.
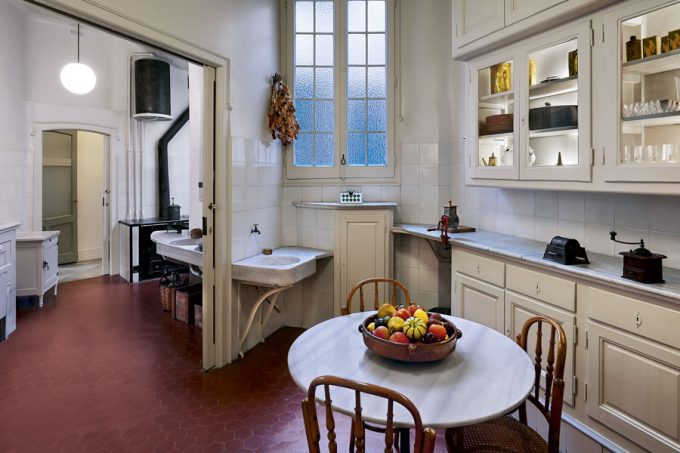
[251,224,261,235]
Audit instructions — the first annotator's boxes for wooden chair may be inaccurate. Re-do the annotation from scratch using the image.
[301,375,437,453]
[341,278,411,315]
[445,316,567,453]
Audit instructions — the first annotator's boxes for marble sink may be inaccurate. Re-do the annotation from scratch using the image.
[232,247,332,287]
[150,230,202,267]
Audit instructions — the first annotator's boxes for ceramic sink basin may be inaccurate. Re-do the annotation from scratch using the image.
[150,231,203,267]
[170,237,202,248]
[232,247,332,287]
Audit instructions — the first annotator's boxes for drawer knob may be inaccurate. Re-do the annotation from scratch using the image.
[635,311,642,328]
[536,282,541,295]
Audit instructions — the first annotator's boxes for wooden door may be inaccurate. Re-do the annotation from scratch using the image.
[505,290,576,406]
[454,0,505,48]
[452,272,505,333]
[336,211,389,315]
[43,130,78,264]
[504,0,566,26]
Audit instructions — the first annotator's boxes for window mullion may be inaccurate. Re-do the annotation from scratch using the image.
[337,0,345,178]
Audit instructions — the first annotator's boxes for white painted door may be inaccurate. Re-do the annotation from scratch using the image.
[336,211,389,315]
[505,290,576,406]
[454,0,505,48]
[504,0,566,26]
[452,272,505,333]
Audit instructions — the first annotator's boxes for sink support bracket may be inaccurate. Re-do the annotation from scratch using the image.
[238,284,293,358]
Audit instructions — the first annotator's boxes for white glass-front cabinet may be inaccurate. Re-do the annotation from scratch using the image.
[600,0,680,182]
[466,21,593,183]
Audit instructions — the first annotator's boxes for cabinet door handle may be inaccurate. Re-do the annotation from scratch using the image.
[43,261,49,269]
[536,282,541,295]
[475,264,480,275]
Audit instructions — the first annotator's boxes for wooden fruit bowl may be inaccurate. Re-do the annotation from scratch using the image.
[358,313,462,363]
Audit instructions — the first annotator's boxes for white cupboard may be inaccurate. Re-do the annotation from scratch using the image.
[334,210,393,315]
[0,224,18,340]
[16,231,59,307]
[453,0,504,48]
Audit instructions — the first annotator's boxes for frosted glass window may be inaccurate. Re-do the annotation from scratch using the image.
[294,0,335,168]
[346,0,387,167]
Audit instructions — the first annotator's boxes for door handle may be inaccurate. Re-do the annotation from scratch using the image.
[208,202,216,211]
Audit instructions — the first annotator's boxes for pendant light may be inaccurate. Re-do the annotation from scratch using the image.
[60,23,97,95]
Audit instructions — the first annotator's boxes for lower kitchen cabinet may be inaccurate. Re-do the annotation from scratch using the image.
[0,224,18,340]
[16,231,59,307]
[585,285,680,452]
[453,272,505,333]
[334,210,393,314]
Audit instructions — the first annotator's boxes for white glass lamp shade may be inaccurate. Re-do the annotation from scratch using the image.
[60,62,97,94]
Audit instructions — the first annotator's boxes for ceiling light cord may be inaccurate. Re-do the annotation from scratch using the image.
[77,23,80,62]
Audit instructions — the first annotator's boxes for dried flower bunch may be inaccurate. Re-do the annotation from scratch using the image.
[268,73,300,146]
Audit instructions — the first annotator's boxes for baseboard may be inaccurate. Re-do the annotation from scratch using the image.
[78,248,102,261]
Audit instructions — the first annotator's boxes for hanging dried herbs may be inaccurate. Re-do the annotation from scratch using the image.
[268,73,300,146]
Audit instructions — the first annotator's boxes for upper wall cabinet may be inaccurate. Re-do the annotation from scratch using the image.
[466,21,593,183]
[599,0,680,183]
[453,0,617,60]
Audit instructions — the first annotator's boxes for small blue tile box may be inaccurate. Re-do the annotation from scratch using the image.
[340,191,363,204]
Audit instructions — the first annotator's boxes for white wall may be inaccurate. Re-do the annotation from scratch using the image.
[76,131,104,261]
[0,1,28,227]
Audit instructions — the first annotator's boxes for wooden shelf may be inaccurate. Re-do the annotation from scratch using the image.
[528,75,578,100]
[622,111,680,127]
[479,132,513,140]
[622,47,680,75]
[529,126,578,138]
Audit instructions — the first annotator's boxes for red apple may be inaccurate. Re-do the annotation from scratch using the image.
[429,313,443,322]
[407,304,422,316]
[428,324,447,342]
[395,308,411,321]
[373,326,390,340]
[389,332,409,344]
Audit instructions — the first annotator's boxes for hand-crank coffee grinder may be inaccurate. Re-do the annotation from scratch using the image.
[610,231,667,283]
[427,201,460,248]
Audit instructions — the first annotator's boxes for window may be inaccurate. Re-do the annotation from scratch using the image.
[287,0,395,181]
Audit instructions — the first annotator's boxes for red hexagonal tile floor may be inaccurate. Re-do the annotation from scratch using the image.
[0,276,448,452]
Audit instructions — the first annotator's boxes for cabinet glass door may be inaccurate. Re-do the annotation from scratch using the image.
[471,55,519,180]
[520,21,591,181]
[618,3,680,180]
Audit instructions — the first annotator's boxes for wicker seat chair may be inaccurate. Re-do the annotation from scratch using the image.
[301,375,437,453]
[341,277,411,315]
[445,315,567,453]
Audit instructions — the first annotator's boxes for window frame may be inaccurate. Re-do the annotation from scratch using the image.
[284,0,397,183]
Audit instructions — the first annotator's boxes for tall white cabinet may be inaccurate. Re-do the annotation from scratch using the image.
[0,223,19,340]
[16,231,59,307]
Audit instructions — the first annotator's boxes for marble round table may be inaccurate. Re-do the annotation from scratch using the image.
[288,312,535,430]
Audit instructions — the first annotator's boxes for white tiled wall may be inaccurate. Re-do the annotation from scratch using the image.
[231,137,283,262]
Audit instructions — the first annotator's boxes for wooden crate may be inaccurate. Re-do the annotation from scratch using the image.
[175,283,202,324]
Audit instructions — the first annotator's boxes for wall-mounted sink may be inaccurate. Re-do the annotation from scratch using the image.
[170,237,201,247]
[150,230,202,267]
[232,247,332,287]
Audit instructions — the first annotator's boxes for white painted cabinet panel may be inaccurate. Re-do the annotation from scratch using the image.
[0,225,18,340]
[504,0,566,26]
[453,272,505,333]
[454,0,505,48]
[335,210,392,315]
[17,232,59,307]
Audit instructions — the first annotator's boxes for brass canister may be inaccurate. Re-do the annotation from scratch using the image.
[487,152,497,166]
[662,36,671,53]
[529,59,537,85]
[490,62,512,94]
[643,36,658,57]
[669,29,680,50]
[568,50,578,76]
[626,35,642,62]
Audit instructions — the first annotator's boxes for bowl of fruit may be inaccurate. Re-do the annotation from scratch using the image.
[358,304,462,363]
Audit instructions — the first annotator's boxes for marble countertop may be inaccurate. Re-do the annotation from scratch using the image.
[0,223,20,234]
[393,223,680,305]
[17,231,59,242]
[293,201,398,210]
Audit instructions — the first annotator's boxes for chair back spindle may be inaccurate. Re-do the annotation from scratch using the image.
[301,375,436,453]
[342,278,411,315]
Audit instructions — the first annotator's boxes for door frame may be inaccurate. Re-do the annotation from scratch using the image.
[34,124,117,274]
[31,0,232,369]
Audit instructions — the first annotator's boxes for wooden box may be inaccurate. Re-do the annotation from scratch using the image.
[484,113,513,134]
[194,304,203,329]
[175,283,202,324]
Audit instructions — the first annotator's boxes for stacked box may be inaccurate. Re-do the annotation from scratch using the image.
[174,283,202,324]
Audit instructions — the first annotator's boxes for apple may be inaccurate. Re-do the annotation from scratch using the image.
[395,308,411,321]
[389,332,409,344]
[428,324,447,342]
[407,304,422,316]
[373,326,390,340]
[429,313,443,322]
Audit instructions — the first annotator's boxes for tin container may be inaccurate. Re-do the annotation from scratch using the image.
[529,102,578,131]
[662,36,671,53]
[626,35,642,62]
[669,28,680,50]
[568,50,578,76]
[643,36,658,57]
[490,62,512,94]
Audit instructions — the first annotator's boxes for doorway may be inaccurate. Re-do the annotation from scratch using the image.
[42,129,108,281]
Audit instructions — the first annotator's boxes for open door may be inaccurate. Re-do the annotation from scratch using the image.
[43,130,78,265]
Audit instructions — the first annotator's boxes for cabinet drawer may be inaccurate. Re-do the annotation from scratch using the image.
[0,240,10,267]
[586,286,680,349]
[453,249,505,287]
[506,264,575,312]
